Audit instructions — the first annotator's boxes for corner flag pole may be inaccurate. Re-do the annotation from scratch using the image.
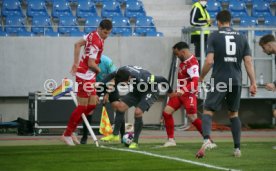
[69,91,99,147]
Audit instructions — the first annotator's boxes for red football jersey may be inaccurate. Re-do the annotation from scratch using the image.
[177,55,199,92]
[76,31,104,80]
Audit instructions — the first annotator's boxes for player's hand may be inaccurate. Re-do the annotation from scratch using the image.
[198,77,204,83]
[176,89,184,96]
[250,84,257,96]
[70,64,78,76]
[103,94,109,104]
[265,83,275,91]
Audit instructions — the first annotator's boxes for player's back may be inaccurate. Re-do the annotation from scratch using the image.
[208,27,251,85]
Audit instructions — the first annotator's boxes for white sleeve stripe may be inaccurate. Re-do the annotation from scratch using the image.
[191,7,207,26]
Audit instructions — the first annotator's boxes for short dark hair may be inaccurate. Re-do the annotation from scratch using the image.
[115,69,130,83]
[99,19,112,30]
[173,41,189,50]
[216,10,231,24]
[259,34,276,46]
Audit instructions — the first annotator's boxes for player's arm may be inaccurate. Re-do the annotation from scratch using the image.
[243,55,257,96]
[71,39,86,75]
[185,65,199,93]
[200,52,214,81]
[88,58,100,74]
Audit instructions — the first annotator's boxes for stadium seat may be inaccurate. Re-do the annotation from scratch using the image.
[229,0,248,19]
[207,0,222,19]
[240,16,257,27]
[52,0,73,19]
[125,0,146,20]
[5,16,26,35]
[252,0,272,18]
[116,0,126,5]
[84,16,102,33]
[31,16,52,35]
[216,0,230,5]
[241,0,252,5]
[101,1,122,18]
[44,29,59,36]
[58,16,80,35]
[76,0,98,20]
[26,0,48,18]
[145,30,163,37]
[17,30,34,36]
[1,0,24,17]
[255,30,273,36]
[134,16,156,36]
[0,30,8,36]
[111,16,132,36]
[264,16,276,26]
[237,16,257,36]
[69,30,85,37]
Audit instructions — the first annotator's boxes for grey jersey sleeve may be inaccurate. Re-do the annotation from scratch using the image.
[242,35,251,57]
[207,32,216,53]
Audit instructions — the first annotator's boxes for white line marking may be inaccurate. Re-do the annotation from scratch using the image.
[100,145,240,171]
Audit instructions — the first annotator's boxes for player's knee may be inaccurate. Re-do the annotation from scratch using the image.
[116,102,128,113]
[187,108,197,115]
[228,111,238,118]
[134,108,143,117]
[187,113,197,122]
[163,106,174,114]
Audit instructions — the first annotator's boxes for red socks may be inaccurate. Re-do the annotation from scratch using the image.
[64,105,87,136]
[163,111,174,139]
[192,118,203,136]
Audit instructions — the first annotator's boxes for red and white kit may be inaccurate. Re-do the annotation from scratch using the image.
[167,55,199,114]
[76,31,104,97]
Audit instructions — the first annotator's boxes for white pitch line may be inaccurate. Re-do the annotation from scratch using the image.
[100,146,240,171]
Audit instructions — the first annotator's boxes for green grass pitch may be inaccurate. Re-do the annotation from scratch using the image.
[0,141,275,171]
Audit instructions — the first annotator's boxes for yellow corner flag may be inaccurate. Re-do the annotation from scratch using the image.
[99,106,113,136]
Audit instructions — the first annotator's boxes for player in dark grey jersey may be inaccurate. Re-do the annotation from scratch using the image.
[100,65,174,148]
[196,10,257,158]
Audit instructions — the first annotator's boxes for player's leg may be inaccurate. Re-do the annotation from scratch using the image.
[226,85,242,157]
[80,114,92,144]
[101,91,134,142]
[162,96,181,147]
[182,94,203,135]
[62,96,88,146]
[80,92,97,144]
[129,91,159,149]
[196,90,225,158]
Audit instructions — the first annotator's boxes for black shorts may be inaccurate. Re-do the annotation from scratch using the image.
[204,85,242,112]
[120,90,159,113]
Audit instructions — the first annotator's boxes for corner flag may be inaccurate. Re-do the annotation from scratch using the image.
[52,78,73,100]
[99,106,113,136]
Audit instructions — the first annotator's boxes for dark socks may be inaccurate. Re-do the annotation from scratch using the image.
[202,114,212,140]
[230,117,241,149]
[82,114,92,138]
[133,117,143,143]
[113,111,125,136]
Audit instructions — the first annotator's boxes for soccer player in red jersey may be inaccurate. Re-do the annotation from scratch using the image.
[61,19,112,146]
[162,42,216,148]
